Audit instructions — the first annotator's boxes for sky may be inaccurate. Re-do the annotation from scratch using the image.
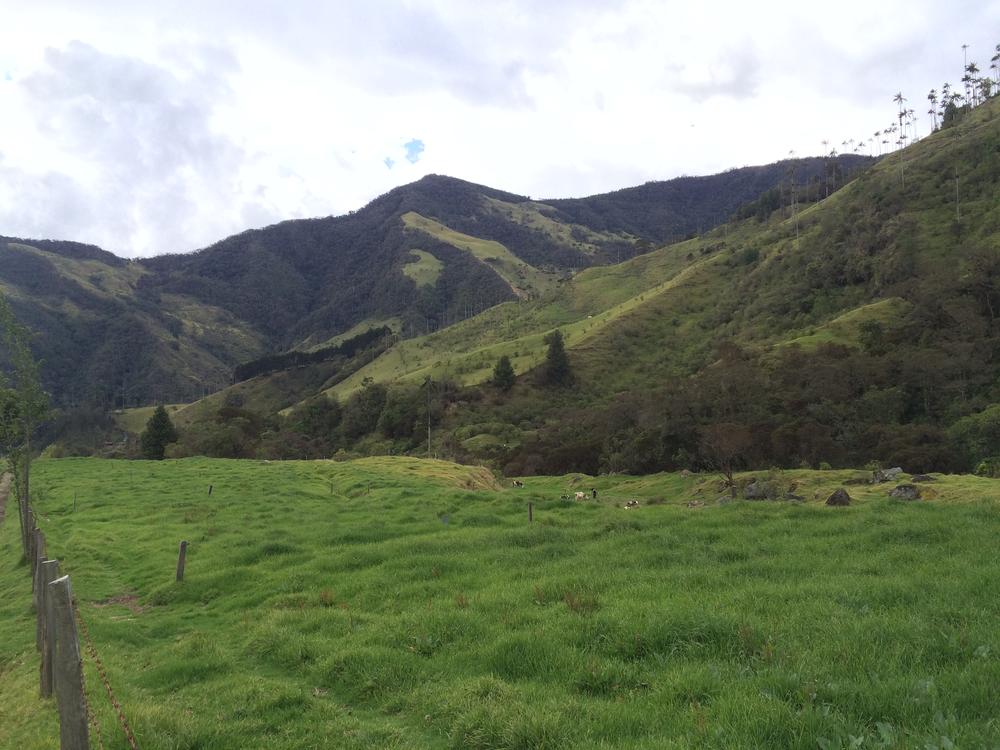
[0,0,997,258]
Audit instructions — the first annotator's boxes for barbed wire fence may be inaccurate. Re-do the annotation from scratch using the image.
[16,483,141,750]
[75,599,140,750]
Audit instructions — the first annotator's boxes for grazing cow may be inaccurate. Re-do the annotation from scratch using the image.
[574,491,586,501]
[591,488,598,499]
[623,499,640,509]
[512,480,524,488]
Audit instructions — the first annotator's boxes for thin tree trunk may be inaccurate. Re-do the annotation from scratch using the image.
[23,427,30,520]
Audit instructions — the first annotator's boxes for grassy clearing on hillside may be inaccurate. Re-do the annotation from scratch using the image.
[2,458,999,749]
[483,198,629,257]
[403,250,446,288]
[779,298,911,350]
[402,212,560,299]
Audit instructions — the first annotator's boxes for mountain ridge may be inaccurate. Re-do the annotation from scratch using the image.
[155,97,1000,475]
[2,155,870,409]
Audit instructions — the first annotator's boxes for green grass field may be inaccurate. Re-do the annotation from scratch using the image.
[2,459,999,749]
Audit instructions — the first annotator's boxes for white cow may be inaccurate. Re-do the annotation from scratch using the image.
[574,491,586,501]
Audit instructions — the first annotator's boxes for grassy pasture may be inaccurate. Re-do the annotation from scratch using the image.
[1,459,999,749]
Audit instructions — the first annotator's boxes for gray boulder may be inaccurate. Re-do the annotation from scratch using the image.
[826,488,852,506]
[743,481,767,500]
[874,467,903,483]
[889,484,921,500]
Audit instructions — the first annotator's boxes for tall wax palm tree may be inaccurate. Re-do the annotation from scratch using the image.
[965,63,980,105]
[893,92,907,144]
[927,89,939,130]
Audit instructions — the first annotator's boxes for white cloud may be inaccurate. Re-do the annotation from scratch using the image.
[0,0,998,256]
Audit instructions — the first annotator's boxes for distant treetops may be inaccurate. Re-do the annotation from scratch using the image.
[824,42,998,160]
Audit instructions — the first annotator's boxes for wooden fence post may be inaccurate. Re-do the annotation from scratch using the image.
[528,502,533,523]
[38,559,60,698]
[176,540,188,581]
[31,527,46,587]
[48,575,90,750]
[33,529,47,645]
[24,504,35,559]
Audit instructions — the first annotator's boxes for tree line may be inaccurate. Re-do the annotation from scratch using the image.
[232,326,392,383]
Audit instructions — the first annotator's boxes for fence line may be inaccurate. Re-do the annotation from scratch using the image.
[74,599,140,750]
[12,490,141,750]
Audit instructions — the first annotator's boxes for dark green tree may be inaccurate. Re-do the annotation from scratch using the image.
[377,387,421,439]
[492,355,515,391]
[858,319,886,355]
[341,381,388,440]
[140,405,178,460]
[288,395,342,440]
[543,330,572,386]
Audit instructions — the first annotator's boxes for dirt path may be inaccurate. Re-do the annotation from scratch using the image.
[0,472,10,525]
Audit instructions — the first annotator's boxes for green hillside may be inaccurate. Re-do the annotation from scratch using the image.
[2,156,869,410]
[3,458,999,749]
[330,97,997,399]
[0,239,267,408]
[171,96,999,475]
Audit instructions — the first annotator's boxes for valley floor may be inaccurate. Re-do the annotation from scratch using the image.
[1,458,999,749]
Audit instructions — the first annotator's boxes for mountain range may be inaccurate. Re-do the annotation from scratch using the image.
[147,96,1000,476]
[0,155,869,408]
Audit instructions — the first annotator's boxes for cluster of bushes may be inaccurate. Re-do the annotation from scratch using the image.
[499,314,1000,477]
[163,380,467,460]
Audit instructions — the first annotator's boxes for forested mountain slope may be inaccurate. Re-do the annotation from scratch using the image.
[182,97,999,474]
[2,156,863,408]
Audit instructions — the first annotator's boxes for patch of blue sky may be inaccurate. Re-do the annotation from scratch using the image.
[404,138,425,163]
